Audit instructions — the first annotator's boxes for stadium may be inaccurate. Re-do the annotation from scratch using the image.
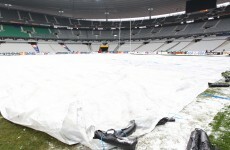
[0,0,229,150]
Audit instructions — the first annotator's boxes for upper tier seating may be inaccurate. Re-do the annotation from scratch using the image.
[30,12,47,24]
[0,8,19,21]
[0,16,230,40]
[0,4,229,29]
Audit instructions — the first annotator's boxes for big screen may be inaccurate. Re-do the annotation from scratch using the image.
[186,0,217,13]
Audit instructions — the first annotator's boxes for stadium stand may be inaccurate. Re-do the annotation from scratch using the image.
[0,24,29,38]
[46,15,57,24]
[181,37,227,52]
[19,11,32,22]
[30,12,47,24]
[0,42,34,53]
[56,17,71,26]
[65,43,90,53]
[108,43,118,52]
[91,43,101,52]
[32,26,56,39]
[57,29,76,39]
[156,41,180,52]
[206,17,230,33]
[0,8,19,21]
[215,41,230,51]
[135,40,165,53]
[0,7,229,41]
[48,43,69,53]
[37,43,56,53]
[168,39,193,52]
[0,3,229,54]
[22,26,34,33]
[117,43,142,52]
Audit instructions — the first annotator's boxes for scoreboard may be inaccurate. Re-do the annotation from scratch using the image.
[186,0,217,13]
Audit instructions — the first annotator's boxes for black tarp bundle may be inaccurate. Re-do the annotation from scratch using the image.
[221,71,230,82]
[186,128,218,150]
[156,117,175,126]
[225,78,230,82]
[93,117,177,150]
[208,82,230,88]
[94,120,137,150]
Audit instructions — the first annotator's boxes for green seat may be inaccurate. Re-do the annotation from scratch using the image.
[32,27,56,39]
[34,27,51,34]
[23,26,34,33]
[0,24,29,38]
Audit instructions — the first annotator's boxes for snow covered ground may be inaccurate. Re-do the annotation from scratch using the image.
[137,86,230,149]
[0,54,229,149]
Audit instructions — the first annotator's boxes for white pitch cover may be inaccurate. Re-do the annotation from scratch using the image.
[0,54,229,149]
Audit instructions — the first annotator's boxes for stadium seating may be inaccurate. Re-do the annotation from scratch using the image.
[30,12,47,24]
[19,11,31,21]
[135,41,165,53]
[181,38,227,52]
[108,43,118,52]
[0,8,19,21]
[37,43,56,53]
[168,39,193,52]
[117,43,142,52]
[206,17,230,33]
[57,29,76,39]
[215,41,230,51]
[0,24,29,38]
[32,27,56,39]
[1,4,230,29]
[56,17,71,26]
[156,41,180,52]
[65,44,90,53]
[91,43,101,52]
[0,5,229,54]
[0,17,229,41]
[22,26,34,33]
[177,22,205,36]
[49,43,69,53]
[0,43,34,53]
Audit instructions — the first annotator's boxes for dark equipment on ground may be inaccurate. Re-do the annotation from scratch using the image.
[186,128,218,150]
[208,83,230,88]
[221,71,230,82]
[225,78,230,82]
[156,117,175,126]
[94,120,137,150]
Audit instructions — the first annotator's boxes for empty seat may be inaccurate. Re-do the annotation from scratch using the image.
[0,43,34,53]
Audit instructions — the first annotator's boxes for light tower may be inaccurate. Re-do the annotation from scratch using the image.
[105,12,109,22]
[58,10,64,16]
[148,8,154,20]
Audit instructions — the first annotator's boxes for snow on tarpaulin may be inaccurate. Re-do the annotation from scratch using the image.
[0,54,229,149]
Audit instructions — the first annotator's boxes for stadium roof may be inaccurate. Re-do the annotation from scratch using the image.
[0,0,229,19]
